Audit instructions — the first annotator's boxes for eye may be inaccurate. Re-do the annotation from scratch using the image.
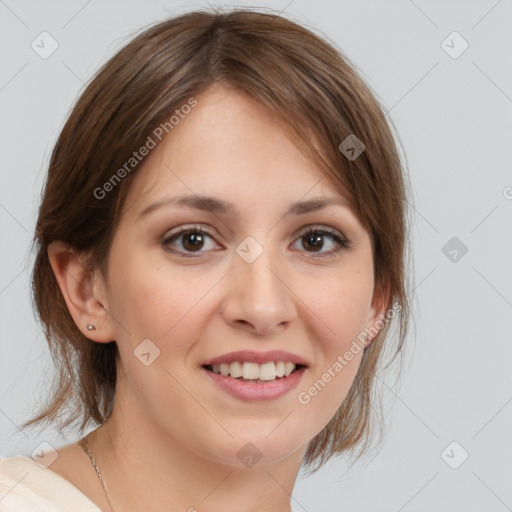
[291,226,351,256]
[161,225,220,257]
[161,224,352,258]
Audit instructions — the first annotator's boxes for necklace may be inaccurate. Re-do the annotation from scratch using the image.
[78,435,115,512]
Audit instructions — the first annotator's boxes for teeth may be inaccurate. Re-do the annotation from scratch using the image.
[242,362,260,379]
[284,362,295,377]
[209,361,299,380]
[229,361,243,378]
[259,362,276,380]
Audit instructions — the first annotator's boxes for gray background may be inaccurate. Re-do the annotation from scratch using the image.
[1,0,511,510]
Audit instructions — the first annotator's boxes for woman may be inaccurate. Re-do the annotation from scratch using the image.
[0,7,412,511]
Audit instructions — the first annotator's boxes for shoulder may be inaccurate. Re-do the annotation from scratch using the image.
[0,455,100,511]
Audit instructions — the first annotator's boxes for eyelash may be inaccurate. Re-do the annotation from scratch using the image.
[161,224,352,258]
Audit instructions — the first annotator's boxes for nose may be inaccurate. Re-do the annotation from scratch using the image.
[220,241,296,336]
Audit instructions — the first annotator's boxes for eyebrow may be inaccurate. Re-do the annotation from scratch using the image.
[137,194,351,219]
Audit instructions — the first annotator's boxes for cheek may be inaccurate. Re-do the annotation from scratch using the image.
[107,249,219,354]
[294,268,371,423]
[309,350,363,434]
[305,269,374,352]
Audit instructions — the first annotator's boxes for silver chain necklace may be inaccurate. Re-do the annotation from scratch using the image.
[78,435,115,512]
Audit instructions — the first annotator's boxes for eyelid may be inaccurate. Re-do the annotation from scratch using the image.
[162,223,219,241]
[294,224,348,241]
[161,223,220,245]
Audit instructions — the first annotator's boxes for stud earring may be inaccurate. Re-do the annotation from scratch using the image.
[87,324,96,331]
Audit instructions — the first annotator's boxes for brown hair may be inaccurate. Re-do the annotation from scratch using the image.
[25,6,414,473]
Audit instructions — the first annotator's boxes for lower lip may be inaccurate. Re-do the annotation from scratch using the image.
[201,366,306,401]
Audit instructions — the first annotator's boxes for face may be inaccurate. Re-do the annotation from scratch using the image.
[97,84,383,467]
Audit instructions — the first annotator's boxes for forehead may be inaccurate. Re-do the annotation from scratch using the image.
[122,85,352,219]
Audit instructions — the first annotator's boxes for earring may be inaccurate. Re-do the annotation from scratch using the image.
[87,324,96,331]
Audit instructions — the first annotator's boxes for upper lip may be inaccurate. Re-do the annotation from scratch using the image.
[202,350,309,367]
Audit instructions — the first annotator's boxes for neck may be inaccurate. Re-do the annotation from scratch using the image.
[89,373,306,512]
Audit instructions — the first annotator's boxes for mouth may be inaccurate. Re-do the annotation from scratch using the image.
[202,362,306,384]
[201,362,307,401]
[200,350,309,400]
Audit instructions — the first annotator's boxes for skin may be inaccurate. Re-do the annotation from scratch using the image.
[47,83,386,512]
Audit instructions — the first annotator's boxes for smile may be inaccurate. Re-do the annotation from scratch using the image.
[202,364,306,401]
[204,361,302,382]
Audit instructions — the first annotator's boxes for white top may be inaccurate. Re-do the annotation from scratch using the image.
[0,455,100,511]
[1,455,301,511]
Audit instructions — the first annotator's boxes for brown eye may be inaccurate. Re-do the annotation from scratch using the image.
[302,232,325,252]
[180,232,206,251]
[162,227,219,257]
[292,227,351,256]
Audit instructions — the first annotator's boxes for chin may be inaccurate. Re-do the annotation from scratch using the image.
[200,431,306,469]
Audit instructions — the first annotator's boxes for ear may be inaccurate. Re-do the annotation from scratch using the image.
[47,241,116,343]
[364,283,391,348]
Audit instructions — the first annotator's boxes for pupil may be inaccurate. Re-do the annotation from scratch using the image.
[183,233,203,251]
[304,233,323,252]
